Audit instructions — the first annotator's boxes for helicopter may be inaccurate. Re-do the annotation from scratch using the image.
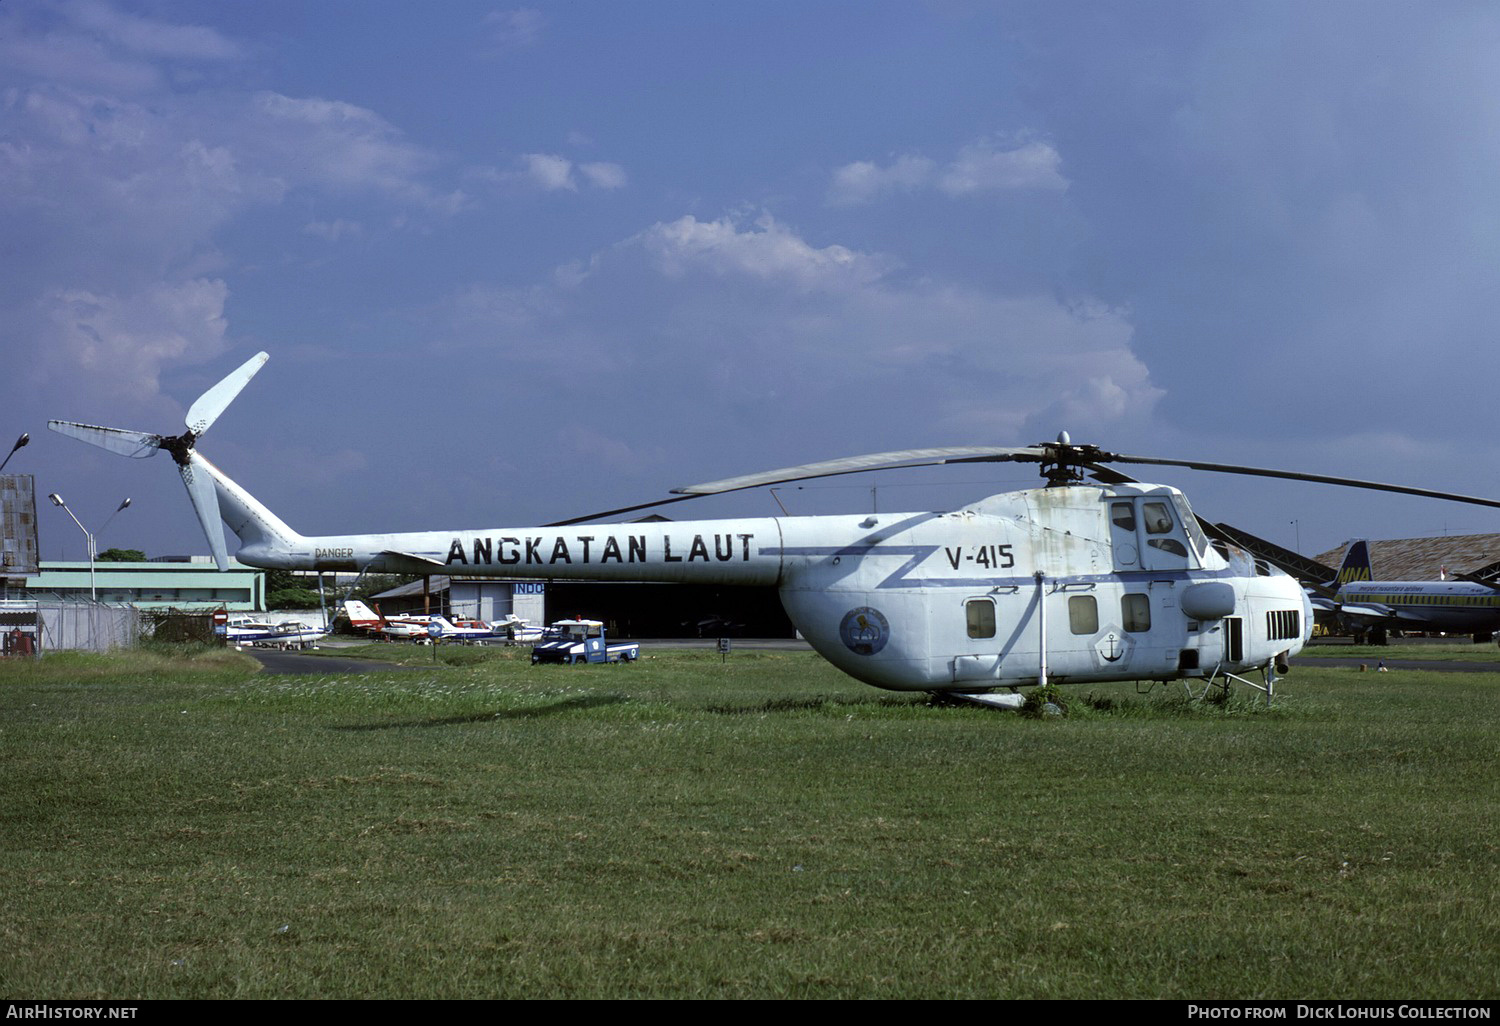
[48,352,1500,708]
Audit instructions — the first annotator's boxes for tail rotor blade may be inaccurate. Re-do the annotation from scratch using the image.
[47,421,162,458]
[184,351,269,436]
[180,455,229,571]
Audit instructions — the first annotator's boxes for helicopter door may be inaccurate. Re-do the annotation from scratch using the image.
[951,596,1003,682]
[1109,498,1193,571]
[1108,501,1139,569]
[1137,499,1193,571]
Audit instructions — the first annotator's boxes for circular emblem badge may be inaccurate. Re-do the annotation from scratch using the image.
[839,606,890,656]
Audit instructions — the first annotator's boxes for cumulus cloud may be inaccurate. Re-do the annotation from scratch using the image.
[2,81,453,217]
[828,155,936,205]
[938,140,1068,195]
[495,153,629,192]
[1024,5,1500,476]
[64,0,240,61]
[0,0,239,94]
[35,279,232,402]
[247,92,464,211]
[303,219,363,242]
[578,161,628,190]
[0,4,468,406]
[829,138,1067,205]
[0,86,284,318]
[483,8,544,51]
[0,81,461,401]
[522,152,577,190]
[636,214,896,290]
[434,213,1159,485]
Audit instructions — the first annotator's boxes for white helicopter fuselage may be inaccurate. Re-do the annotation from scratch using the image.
[63,350,1491,700]
[216,458,1312,692]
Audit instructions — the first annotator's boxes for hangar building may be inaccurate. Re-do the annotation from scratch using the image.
[1312,533,1500,580]
[369,576,794,639]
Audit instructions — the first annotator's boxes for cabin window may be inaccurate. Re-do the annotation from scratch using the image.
[1142,501,1174,535]
[1147,538,1189,558]
[1068,595,1098,635]
[1122,593,1151,632]
[1110,502,1136,531]
[965,598,996,639]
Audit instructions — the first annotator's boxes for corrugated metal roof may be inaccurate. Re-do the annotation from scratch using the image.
[371,576,529,600]
[1312,533,1500,580]
[373,576,452,600]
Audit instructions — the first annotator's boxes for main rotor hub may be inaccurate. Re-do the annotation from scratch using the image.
[158,431,197,467]
[1034,437,1113,486]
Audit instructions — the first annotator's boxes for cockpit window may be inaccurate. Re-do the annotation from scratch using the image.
[1148,538,1188,557]
[1142,502,1174,535]
[1111,502,1136,531]
[1171,495,1212,559]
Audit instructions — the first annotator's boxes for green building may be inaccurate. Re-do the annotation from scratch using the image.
[22,560,265,611]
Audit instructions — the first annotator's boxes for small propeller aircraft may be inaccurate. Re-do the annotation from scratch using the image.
[216,615,328,648]
[344,598,525,643]
[341,600,443,641]
[48,352,1500,707]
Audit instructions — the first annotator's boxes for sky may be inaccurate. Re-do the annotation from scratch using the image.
[6,0,1500,564]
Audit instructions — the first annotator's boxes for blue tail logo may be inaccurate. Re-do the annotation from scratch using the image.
[1335,540,1374,585]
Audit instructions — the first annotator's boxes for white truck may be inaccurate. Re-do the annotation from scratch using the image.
[530,619,640,665]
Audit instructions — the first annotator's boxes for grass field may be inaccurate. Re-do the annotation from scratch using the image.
[2,643,1496,999]
[1302,640,1500,662]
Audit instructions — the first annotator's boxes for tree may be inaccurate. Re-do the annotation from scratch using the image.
[265,569,322,611]
[97,548,145,562]
[267,587,322,611]
[348,573,420,600]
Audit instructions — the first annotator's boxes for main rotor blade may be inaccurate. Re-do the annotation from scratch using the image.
[1082,462,1137,486]
[184,351,269,436]
[47,421,161,458]
[1109,453,1500,511]
[566,444,1049,522]
[179,454,229,571]
[545,494,703,527]
[673,446,1043,496]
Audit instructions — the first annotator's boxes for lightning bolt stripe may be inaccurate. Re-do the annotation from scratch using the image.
[762,545,1251,590]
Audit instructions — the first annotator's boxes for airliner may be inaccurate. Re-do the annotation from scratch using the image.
[1313,540,1500,643]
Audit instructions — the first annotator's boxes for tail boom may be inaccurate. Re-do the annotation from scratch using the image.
[193,452,305,567]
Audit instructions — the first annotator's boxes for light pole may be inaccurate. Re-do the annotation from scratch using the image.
[49,493,96,601]
[0,433,28,473]
[48,494,132,648]
[101,497,132,539]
